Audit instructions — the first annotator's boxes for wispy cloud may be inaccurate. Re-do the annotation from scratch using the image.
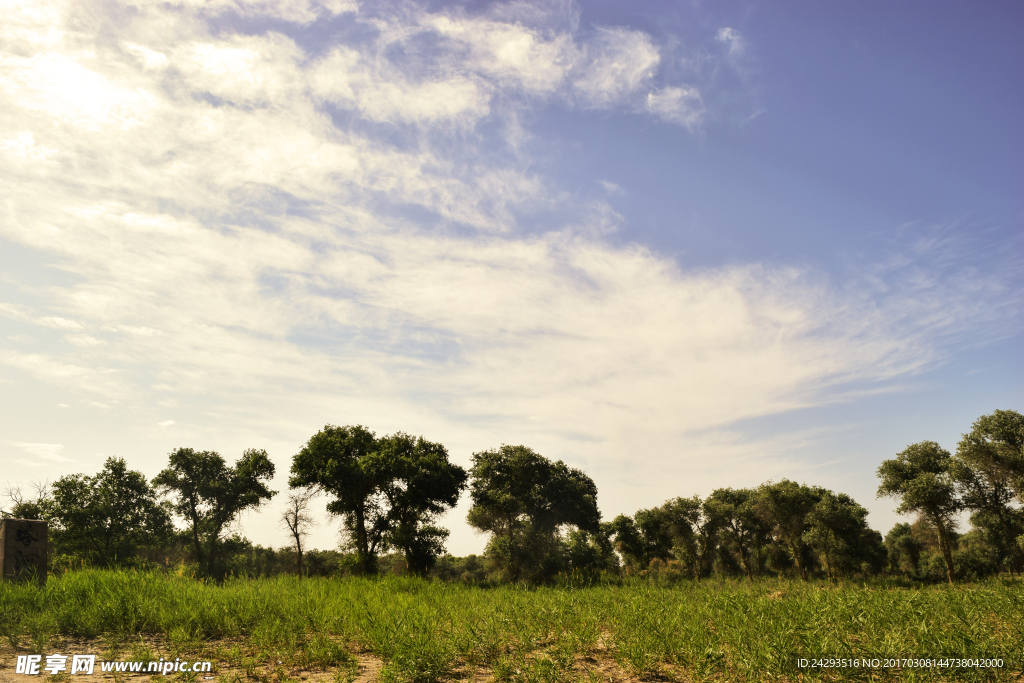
[716,27,745,58]
[0,0,1016,521]
[8,442,74,463]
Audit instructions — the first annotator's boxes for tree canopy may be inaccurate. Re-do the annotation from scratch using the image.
[877,441,961,584]
[153,447,276,579]
[467,444,600,581]
[289,425,466,575]
[756,480,823,581]
[46,457,172,567]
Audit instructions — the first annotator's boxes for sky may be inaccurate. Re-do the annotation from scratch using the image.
[1,0,1021,556]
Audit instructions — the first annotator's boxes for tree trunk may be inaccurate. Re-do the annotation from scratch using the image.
[190,519,205,575]
[933,515,955,586]
[736,537,753,583]
[355,505,370,575]
[995,505,1021,576]
[790,539,808,580]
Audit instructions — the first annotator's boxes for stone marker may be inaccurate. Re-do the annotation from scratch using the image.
[0,518,48,583]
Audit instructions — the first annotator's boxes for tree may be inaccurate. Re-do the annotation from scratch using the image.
[877,441,961,585]
[803,490,874,581]
[289,425,466,576]
[611,497,719,580]
[280,490,318,577]
[756,480,822,580]
[153,447,276,579]
[705,488,765,582]
[957,410,1024,499]
[662,496,721,581]
[289,425,380,574]
[467,445,600,582]
[953,410,1024,574]
[375,432,467,577]
[884,522,922,575]
[608,507,675,571]
[1,481,50,520]
[45,457,172,567]
[564,523,619,577]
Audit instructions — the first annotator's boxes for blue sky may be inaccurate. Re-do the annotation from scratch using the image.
[1,0,1021,554]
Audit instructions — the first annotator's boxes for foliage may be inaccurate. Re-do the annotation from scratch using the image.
[467,445,600,582]
[289,425,466,576]
[954,409,1024,574]
[563,523,619,578]
[756,480,821,580]
[375,433,468,577]
[957,409,1024,500]
[153,447,276,580]
[877,441,961,584]
[802,490,881,581]
[45,457,173,567]
[704,488,767,582]
[883,522,921,575]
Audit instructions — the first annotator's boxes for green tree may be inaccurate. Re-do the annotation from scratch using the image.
[957,410,1024,498]
[375,432,467,577]
[153,447,276,579]
[884,522,922,575]
[803,490,874,581]
[705,488,765,582]
[608,506,675,571]
[289,425,466,576]
[467,445,600,582]
[877,441,961,585]
[44,458,172,566]
[289,425,380,574]
[564,523,619,578]
[649,496,720,581]
[954,410,1024,574]
[756,480,822,580]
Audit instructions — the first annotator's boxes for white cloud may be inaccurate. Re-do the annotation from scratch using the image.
[0,52,159,131]
[66,334,103,346]
[9,441,74,462]
[572,27,660,107]
[0,0,1011,552]
[646,86,705,128]
[427,15,576,94]
[0,0,993,435]
[310,47,491,124]
[124,0,356,25]
[1,131,60,164]
[36,316,83,330]
[716,27,745,57]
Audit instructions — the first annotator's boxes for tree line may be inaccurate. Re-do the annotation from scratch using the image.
[3,409,1021,584]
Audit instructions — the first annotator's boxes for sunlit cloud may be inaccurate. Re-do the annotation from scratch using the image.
[0,0,1016,551]
[8,442,74,463]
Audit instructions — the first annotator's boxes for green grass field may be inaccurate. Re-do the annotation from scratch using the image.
[1,571,1022,682]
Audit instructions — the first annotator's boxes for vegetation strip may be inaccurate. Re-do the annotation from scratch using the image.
[2,571,1023,682]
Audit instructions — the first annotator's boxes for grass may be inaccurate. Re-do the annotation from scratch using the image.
[1,571,1022,682]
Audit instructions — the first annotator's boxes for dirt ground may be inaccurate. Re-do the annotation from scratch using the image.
[0,636,657,683]
[0,637,384,683]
